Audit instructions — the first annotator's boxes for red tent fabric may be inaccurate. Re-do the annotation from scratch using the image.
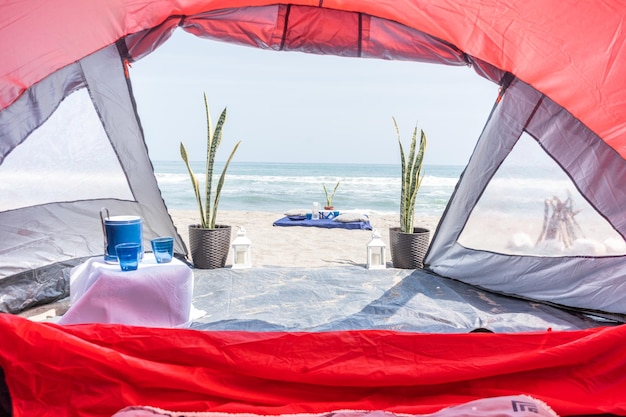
[2,0,626,157]
[3,2,626,416]
[1,315,625,417]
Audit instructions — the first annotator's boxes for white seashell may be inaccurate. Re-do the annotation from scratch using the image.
[506,233,534,252]
[535,239,564,255]
[569,238,606,255]
[603,238,626,254]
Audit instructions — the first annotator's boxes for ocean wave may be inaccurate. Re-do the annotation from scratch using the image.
[154,162,467,216]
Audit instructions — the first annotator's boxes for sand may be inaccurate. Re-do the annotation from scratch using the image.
[171,210,439,268]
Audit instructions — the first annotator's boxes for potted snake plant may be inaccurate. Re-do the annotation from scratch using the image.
[180,92,241,269]
[323,180,341,210]
[388,117,430,269]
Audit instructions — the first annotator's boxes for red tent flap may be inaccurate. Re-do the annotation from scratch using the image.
[1,315,625,416]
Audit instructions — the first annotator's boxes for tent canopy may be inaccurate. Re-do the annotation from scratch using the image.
[2,2,626,416]
[3,1,626,156]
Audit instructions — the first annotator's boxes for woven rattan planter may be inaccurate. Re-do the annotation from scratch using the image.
[389,227,430,269]
[188,224,232,269]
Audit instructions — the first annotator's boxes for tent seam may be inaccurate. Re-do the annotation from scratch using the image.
[358,13,362,57]
[279,5,291,51]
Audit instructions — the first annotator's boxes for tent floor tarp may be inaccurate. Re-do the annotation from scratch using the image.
[19,266,614,332]
[188,266,613,332]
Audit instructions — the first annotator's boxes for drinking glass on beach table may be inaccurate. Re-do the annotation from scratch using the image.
[151,237,174,263]
[312,202,320,220]
[115,243,141,271]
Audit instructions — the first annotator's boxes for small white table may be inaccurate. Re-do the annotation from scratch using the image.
[59,254,195,328]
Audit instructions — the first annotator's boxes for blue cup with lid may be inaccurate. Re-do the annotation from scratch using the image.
[101,208,143,263]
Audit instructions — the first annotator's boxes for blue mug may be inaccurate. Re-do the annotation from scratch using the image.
[101,209,143,263]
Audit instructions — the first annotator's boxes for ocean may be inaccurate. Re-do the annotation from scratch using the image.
[152,161,464,217]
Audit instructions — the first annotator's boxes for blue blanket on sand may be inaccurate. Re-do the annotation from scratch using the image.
[273,216,372,230]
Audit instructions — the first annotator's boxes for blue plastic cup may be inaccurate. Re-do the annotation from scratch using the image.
[151,237,174,263]
[116,242,141,271]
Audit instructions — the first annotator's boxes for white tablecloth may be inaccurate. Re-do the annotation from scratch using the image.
[59,254,195,327]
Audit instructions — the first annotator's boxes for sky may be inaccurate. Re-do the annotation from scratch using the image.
[130,30,500,166]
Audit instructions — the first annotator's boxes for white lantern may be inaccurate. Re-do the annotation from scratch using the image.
[367,229,387,269]
[231,226,252,269]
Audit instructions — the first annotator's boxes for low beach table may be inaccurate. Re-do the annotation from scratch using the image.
[273,216,372,230]
[58,253,194,328]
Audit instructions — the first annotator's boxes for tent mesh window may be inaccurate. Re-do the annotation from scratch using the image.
[458,133,626,257]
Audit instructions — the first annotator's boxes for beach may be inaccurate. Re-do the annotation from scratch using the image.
[171,210,440,268]
[155,161,454,265]
[18,209,438,321]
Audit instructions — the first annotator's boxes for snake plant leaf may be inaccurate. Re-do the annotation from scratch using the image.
[211,140,241,228]
[180,93,241,230]
[323,180,341,206]
[393,117,427,233]
[180,141,206,227]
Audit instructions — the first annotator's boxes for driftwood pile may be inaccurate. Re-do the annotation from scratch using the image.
[536,193,584,248]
